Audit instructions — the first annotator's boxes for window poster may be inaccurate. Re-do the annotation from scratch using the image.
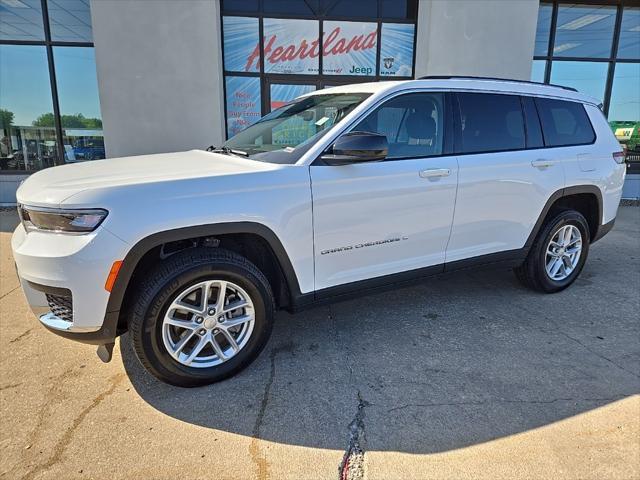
[225,76,261,137]
[262,18,320,75]
[269,83,316,110]
[222,16,260,73]
[270,83,317,145]
[322,21,377,76]
[380,23,415,77]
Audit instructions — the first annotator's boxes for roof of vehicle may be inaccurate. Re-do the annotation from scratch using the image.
[313,77,601,106]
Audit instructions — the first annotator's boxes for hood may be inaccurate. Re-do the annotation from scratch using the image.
[16,150,278,206]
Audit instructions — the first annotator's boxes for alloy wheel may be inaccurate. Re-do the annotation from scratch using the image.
[161,280,255,368]
[545,224,583,281]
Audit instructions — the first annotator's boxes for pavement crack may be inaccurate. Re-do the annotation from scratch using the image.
[0,285,20,302]
[0,382,22,392]
[25,369,80,450]
[9,328,33,344]
[339,391,370,480]
[249,342,294,480]
[20,373,124,480]
[387,395,628,413]
[554,329,640,379]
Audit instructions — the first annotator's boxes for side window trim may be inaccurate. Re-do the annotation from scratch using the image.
[521,95,545,149]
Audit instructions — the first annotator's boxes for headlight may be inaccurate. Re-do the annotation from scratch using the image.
[18,205,108,233]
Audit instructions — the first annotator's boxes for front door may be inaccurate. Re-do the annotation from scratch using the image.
[310,92,458,291]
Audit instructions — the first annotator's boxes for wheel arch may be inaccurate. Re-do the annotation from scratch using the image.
[525,185,603,249]
[106,222,303,331]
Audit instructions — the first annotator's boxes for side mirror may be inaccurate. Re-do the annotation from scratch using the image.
[321,131,388,166]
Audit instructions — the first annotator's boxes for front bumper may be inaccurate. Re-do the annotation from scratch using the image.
[12,223,130,345]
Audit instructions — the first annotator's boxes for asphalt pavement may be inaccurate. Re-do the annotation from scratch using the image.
[1,206,638,480]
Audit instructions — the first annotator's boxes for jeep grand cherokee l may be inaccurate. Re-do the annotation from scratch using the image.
[12,77,625,386]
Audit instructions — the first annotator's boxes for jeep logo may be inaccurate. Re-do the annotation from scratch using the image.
[349,65,373,75]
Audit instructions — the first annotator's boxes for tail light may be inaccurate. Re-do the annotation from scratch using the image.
[612,151,626,164]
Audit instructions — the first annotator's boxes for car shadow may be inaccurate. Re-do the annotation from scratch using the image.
[120,252,639,454]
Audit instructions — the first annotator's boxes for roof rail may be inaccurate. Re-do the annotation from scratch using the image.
[416,75,578,93]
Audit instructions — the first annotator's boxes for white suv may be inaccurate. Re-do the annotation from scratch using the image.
[12,77,626,386]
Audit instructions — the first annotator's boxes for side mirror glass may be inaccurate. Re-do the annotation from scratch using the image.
[321,131,388,166]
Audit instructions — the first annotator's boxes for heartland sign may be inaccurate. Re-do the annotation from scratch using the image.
[246,19,379,76]
[245,24,377,74]
[223,17,414,77]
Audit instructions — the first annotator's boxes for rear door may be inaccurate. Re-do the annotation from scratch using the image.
[445,92,565,263]
[310,91,459,290]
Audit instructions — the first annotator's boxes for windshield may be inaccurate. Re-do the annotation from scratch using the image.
[223,92,371,164]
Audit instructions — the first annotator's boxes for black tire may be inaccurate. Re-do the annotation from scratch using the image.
[128,247,274,387]
[514,209,590,293]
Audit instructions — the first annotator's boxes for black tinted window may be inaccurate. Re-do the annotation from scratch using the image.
[353,93,445,159]
[535,98,595,147]
[522,96,544,149]
[457,93,525,154]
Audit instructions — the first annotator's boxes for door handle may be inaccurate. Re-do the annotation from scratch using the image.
[531,159,556,168]
[419,168,451,178]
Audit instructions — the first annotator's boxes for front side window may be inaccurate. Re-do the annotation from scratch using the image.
[352,93,445,159]
[457,93,525,154]
[223,92,370,164]
[535,98,595,147]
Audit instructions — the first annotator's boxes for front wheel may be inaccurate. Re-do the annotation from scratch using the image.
[514,209,590,293]
[128,248,275,387]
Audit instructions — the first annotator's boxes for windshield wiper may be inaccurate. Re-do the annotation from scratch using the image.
[206,145,249,157]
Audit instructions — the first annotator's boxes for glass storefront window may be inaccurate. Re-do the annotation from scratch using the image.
[531,60,546,82]
[380,23,415,77]
[327,0,377,18]
[609,63,640,169]
[550,60,608,104]
[618,7,640,59]
[0,45,59,171]
[221,5,418,138]
[0,0,44,41]
[534,3,553,57]
[222,0,259,13]
[269,83,315,111]
[608,63,640,122]
[225,76,261,137]
[264,0,316,16]
[222,16,260,73]
[263,18,319,75]
[380,0,418,20]
[554,4,616,58]
[323,21,377,76]
[53,47,103,162]
[47,0,93,42]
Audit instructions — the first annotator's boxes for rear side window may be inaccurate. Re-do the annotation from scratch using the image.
[456,93,525,154]
[534,98,595,147]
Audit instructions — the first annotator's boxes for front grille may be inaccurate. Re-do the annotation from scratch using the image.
[46,293,73,322]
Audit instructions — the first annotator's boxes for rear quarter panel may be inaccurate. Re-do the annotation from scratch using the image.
[563,104,625,224]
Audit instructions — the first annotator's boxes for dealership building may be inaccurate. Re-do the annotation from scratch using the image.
[1,0,639,204]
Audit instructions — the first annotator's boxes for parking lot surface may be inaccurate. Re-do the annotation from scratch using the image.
[1,206,639,480]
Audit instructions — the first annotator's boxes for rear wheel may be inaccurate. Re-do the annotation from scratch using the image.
[514,209,590,293]
[128,248,274,387]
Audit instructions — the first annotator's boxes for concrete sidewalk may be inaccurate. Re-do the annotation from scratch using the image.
[1,207,638,480]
